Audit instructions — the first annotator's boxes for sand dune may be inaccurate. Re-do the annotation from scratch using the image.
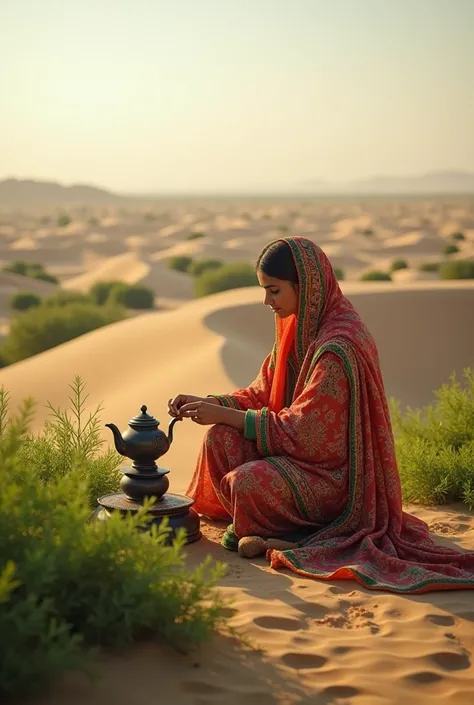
[2,280,474,480]
[4,281,474,705]
[62,252,151,293]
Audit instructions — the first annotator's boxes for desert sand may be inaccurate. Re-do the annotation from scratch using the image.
[1,196,474,704]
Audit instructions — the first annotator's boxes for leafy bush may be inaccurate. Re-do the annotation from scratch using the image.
[333,267,345,281]
[362,228,374,237]
[2,261,58,284]
[451,231,465,241]
[391,369,474,509]
[443,243,459,256]
[0,379,226,698]
[419,261,440,273]
[1,303,125,364]
[168,255,194,273]
[9,292,42,311]
[89,280,124,306]
[194,262,258,297]
[44,290,92,307]
[439,259,474,280]
[187,232,205,240]
[359,270,392,282]
[188,259,223,277]
[108,284,155,309]
[391,259,408,272]
[57,214,71,227]
[32,271,58,284]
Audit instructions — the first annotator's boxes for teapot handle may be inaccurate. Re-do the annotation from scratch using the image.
[167,416,182,445]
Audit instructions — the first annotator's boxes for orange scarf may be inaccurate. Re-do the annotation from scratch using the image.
[268,314,296,412]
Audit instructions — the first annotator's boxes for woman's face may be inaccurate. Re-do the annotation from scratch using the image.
[257,269,299,318]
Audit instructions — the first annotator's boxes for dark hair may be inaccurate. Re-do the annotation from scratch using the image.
[256,240,299,285]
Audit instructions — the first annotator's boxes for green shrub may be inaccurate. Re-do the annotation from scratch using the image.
[451,231,465,241]
[3,260,29,276]
[188,259,223,277]
[168,255,194,273]
[0,379,226,698]
[32,271,59,284]
[362,228,374,237]
[194,262,257,298]
[89,281,124,306]
[57,214,71,227]
[108,284,155,309]
[44,290,92,307]
[419,261,440,273]
[1,303,125,364]
[359,270,392,282]
[439,259,474,280]
[187,232,205,240]
[2,261,58,284]
[333,267,345,281]
[9,292,42,311]
[391,259,408,271]
[443,243,459,256]
[391,369,474,509]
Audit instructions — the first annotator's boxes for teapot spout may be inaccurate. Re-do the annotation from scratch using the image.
[105,423,127,456]
[167,417,181,446]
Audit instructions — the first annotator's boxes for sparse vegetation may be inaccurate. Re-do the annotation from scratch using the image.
[194,262,257,297]
[0,379,227,698]
[187,232,206,240]
[439,260,474,280]
[443,243,459,256]
[362,228,374,237]
[168,255,194,273]
[57,214,71,227]
[391,259,408,272]
[9,292,42,311]
[89,280,124,306]
[359,270,392,282]
[419,261,440,273]
[188,259,223,277]
[451,231,466,241]
[2,260,58,285]
[144,212,156,221]
[333,267,345,281]
[1,303,125,364]
[43,291,92,307]
[107,284,155,309]
[391,369,474,509]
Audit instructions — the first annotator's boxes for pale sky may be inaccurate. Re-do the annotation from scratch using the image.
[1,0,473,193]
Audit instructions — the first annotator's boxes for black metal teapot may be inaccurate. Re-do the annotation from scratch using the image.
[105,405,181,501]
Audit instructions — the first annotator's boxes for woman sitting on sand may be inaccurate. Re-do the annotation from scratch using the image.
[169,236,474,594]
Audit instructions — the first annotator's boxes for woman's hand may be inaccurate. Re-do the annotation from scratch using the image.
[178,400,245,430]
[168,394,221,418]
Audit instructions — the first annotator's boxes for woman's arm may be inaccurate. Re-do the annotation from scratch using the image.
[243,351,350,467]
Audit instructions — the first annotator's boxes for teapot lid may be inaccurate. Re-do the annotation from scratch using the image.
[128,405,160,430]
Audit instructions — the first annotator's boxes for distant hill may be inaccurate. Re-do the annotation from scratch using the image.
[301,171,474,194]
[0,179,122,206]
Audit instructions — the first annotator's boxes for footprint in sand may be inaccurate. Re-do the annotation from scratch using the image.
[425,613,456,627]
[404,671,444,685]
[253,615,301,631]
[281,652,327,670]
[181,680,226,694]
[430,651,471,671]
[321,685,360,698]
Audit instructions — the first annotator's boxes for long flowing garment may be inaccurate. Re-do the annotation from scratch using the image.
[187,236,474,593]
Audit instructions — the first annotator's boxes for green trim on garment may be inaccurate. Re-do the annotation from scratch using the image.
[209,394,240,410]
[258,406,271,456]
[244,409,257,440]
